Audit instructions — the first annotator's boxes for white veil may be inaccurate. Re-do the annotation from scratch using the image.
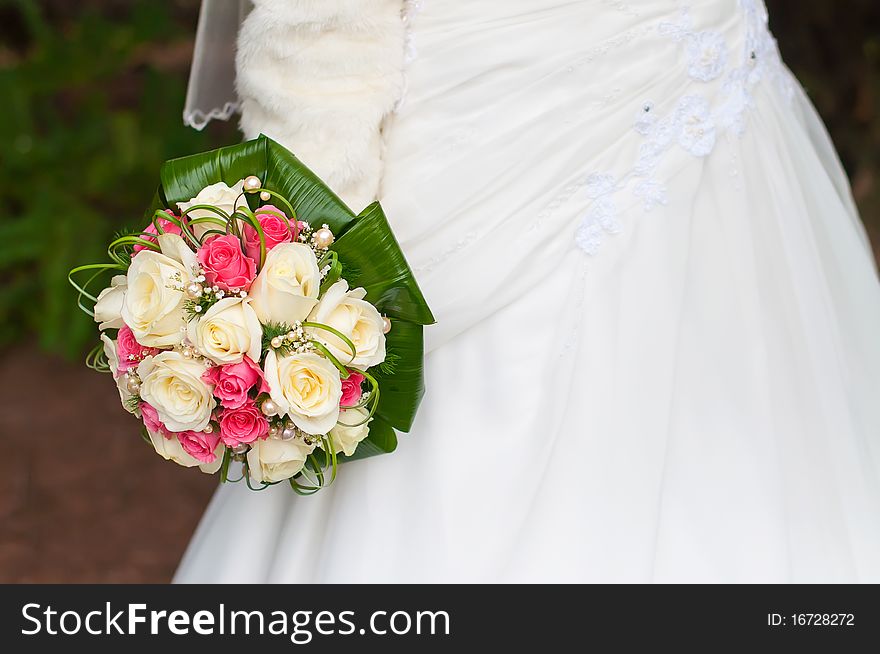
[182,0,251,130]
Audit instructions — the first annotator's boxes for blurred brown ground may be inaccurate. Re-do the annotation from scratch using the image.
[0,346,216,582]
[0,1,878,583]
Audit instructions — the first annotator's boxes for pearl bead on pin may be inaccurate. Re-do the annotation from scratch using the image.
[261,399,278,416]
[312,228,334,249]
[125,374,141,394]
[281,426,297,441]
[185,281,203,300]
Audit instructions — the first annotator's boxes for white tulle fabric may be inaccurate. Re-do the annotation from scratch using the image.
[183,0,249,130]
[175,0,880,582]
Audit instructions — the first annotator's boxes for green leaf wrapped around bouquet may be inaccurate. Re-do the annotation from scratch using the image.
[155,135,434,461]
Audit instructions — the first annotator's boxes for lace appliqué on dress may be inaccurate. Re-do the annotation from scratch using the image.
[659,8,728,83]
[394,0,423,113]
[575,0,795,254]
[575,174,623,255]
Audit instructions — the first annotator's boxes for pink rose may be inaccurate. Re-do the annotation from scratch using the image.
[177,430,222,463]
[133,211,182,255]
[243,205,297,263]
[116,325,160,373]
[218,402,269,447]
[197,234,257,291]
[140,402,171,438]
[340,370,365,407]
[202,356,267,409]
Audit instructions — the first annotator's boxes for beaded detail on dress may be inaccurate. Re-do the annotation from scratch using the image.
[575,0,795,254]
[394,0,423,113]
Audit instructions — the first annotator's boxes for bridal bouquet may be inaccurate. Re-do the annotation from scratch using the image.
[69,136,433,493]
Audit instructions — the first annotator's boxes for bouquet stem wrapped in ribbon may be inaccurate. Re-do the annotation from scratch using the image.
[69,136,434,494]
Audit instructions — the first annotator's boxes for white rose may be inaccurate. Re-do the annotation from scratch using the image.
[177,180,247,240]
[263,350,342,434]
[246,437,315,483]
[102,332,120,376]
[147,429,223,474]
[329,407,372,456]
[249,243,320,325]
[137,351,215,432]
[101,333,138,415]
[307,280,386,370]
[121,250,188,348]
[187,297,262,365]
[157,232,198,270]
[93,275,127,330]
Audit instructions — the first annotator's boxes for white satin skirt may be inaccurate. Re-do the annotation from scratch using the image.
[175,0,880,582]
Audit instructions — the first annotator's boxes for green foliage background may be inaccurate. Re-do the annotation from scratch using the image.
[0,0,877,358]
[769,1,880,255]
[0,0,236,357]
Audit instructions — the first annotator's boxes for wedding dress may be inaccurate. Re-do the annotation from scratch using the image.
[174,0,880,582]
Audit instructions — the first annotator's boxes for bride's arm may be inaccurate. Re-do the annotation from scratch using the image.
[236,0,406,211]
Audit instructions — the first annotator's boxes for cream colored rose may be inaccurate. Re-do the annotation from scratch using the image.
[187,297,262,365]
[94,275,127,331]
[147,429,223,474]
[329,407,372,457]
[307,280,386,370]
[249,243,320,325]
[157,232,199,270]
[246,437,315,483]
[101,333,138,415]
[102,332,120,376]
[263,351,342,434]
[137,351,215,432]
[177,180,247,240]
[121,250,188,348]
